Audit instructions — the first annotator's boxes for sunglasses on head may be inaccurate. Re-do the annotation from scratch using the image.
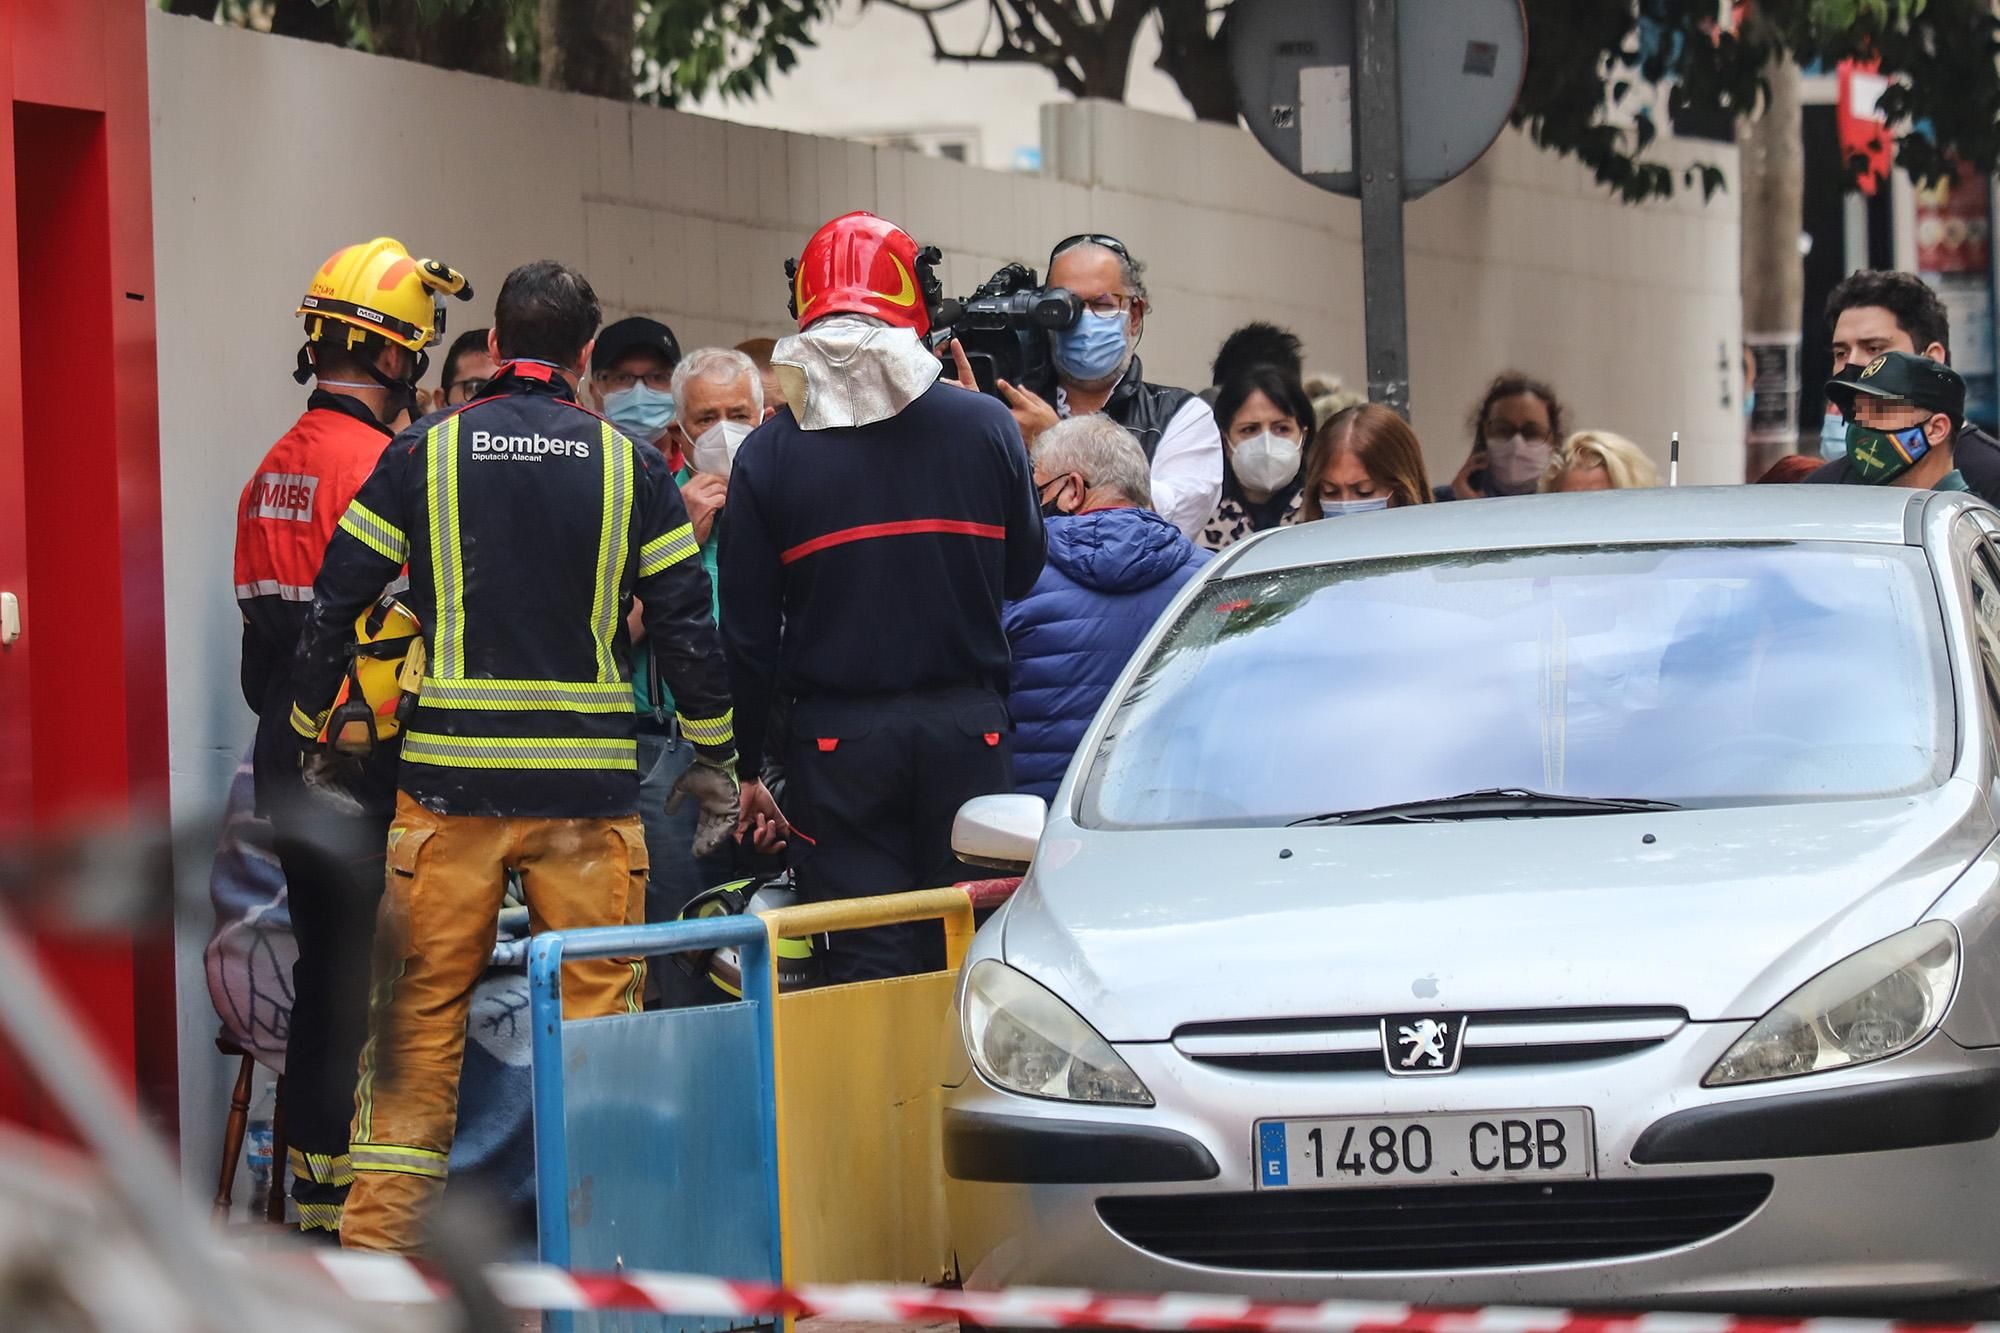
[1051,233,1133,266]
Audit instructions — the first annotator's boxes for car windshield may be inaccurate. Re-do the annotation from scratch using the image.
[1079,542,1952,829]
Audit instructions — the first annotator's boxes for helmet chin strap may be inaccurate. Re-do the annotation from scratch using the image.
[297,340,425,425]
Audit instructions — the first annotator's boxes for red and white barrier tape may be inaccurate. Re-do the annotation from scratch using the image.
[307,1253,1993,1332]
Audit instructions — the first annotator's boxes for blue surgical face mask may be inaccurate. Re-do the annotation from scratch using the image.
[600,383,676,443]
[1318,496,1390,518]
[1820,409,1848,459]
[1743,389,1756,421]
[1054,310,1130,383]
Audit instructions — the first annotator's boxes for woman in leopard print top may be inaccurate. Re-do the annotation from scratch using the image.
[1197,366,1316,552]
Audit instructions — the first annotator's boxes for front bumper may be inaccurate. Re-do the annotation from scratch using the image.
[943,1024,2000,1310]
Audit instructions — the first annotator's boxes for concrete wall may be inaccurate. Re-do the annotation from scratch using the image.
[149,10,1741,1186]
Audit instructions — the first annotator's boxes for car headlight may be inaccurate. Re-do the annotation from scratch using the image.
[1704,921,1959,1087]
[962,959,1153,1105]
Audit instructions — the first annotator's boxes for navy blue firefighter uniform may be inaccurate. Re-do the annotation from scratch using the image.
[286,361,734,1251]
[719,379,1045,982]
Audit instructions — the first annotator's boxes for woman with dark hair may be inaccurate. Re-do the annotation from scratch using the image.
[1300,403,1434,518]
[1197,365,1318,551]
[1438,371,1568,500]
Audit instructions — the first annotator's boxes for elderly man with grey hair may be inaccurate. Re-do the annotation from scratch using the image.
[639,344,774,1002]
[995,233,1223,542]
[1006,415,1212,800]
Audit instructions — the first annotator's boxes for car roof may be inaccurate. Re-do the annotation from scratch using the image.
[1221,484,1980,578]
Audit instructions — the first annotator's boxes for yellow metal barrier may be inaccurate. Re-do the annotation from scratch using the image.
[761,887,979,1286]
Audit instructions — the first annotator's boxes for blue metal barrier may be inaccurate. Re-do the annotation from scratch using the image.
[529,919,782,1333]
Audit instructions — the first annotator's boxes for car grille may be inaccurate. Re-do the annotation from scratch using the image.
[1172,1008,1687,1074]
[1097,1175,1772,1272]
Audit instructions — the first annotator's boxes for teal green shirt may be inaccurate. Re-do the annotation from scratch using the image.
[1935,469,1971,492]
[634,460,722,720]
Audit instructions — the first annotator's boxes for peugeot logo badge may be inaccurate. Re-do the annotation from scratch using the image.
[1382,1014,1468,1076]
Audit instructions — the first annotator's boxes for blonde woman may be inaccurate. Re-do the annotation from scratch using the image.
[1540,430,1661,492]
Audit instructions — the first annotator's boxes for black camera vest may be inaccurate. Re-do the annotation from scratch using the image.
[1101,356,1194,463]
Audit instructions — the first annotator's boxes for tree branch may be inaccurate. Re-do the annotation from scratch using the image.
[875,0,1089,95]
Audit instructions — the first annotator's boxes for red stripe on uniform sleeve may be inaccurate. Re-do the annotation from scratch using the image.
[780,518,1007,564]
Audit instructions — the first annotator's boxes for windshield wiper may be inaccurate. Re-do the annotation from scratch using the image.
[1289,788,1683,827]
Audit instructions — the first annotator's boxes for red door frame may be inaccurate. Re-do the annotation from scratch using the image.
[0,0,177,1140]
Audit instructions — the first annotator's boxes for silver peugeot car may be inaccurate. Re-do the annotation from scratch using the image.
[944,485,2000,1313]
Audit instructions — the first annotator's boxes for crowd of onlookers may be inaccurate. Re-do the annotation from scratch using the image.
[383,262,1993,853]
[234,214,1998,1251]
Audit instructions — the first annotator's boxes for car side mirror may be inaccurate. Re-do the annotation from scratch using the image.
[952,794,1046,873]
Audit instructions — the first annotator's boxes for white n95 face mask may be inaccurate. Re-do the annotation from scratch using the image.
[691,420,754,479]
[1232,431,1303,493]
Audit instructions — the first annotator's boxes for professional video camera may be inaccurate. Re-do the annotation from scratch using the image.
[931,262,1080,401]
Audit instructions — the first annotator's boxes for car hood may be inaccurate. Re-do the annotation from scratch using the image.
[1003,782,1995,1041]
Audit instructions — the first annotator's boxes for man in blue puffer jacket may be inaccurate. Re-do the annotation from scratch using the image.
[1006,415,1214,800]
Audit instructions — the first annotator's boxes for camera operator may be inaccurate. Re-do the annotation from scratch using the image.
[996,234,1221,539]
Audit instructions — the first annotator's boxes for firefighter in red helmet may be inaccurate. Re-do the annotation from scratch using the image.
[719,212,1045,980]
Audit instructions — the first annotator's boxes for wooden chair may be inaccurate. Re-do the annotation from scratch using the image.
[211,1034,287,1225]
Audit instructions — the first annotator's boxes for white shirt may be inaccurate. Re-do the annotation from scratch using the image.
[1148,396,1226,539]
[1055,389,1224,540]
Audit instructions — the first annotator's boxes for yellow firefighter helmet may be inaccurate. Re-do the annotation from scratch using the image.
[297,236,472,357]
[322,597,426,755]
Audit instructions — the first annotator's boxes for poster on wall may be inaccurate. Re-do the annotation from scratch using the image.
[1746,332,1800,448]
[1916,163,1992,275]
[1936,276,1997,427]
[1915,162,1997,428]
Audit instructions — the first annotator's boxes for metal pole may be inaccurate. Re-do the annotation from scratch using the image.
[0,912,253,1329]
[1355,0,1410,418]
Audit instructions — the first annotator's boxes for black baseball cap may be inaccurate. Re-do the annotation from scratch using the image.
[1827,349,1965,424]
[591,316,681,373]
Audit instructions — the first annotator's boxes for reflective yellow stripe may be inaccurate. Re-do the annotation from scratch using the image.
[676,709,735,747]
[291,702,330,739]
[296,1201,344,1232]
[428,418,465,678]
[288,1148,355,1186]
[638,522,699,577]
[418,677,634,712]
[350,1143,449,1179]
[590,422,634,683]
[353,953,406,1146]
[400,732,637,771]
[338,500,408,563]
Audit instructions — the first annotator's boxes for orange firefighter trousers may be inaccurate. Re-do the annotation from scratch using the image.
[340,793,649,1253]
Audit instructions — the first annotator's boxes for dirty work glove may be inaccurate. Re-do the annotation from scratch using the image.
[300,749,369,817]
[668,756,740,858]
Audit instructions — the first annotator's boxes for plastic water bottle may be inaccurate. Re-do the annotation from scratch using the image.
[246,1082,275,1215]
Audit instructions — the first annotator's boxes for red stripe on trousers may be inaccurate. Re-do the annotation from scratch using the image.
[780,518,1006,564]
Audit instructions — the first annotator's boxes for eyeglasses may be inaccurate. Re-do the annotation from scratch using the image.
[594,368,675,393]
[1080,293,1137,318]
[1052,232,1134,265]
[444,377,488,404]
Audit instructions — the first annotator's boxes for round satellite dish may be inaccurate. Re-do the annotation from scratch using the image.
[1229,0,1527,199]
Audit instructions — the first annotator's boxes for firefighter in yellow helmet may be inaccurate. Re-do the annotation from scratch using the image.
[295,236,472,425]
[235,237,470,1236]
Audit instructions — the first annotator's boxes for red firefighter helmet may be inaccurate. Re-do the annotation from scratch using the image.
[786,212,937,336]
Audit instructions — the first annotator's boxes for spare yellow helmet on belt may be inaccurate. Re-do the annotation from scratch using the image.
[323,597,427,756]
[297,236,472,357]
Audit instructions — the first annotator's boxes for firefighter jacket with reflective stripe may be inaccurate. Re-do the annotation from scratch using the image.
[289,364,734,818]
[717,380,1045,771]
[235,391,398,815]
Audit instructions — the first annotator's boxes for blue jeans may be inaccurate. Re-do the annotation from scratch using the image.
[635,730,737,1006]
